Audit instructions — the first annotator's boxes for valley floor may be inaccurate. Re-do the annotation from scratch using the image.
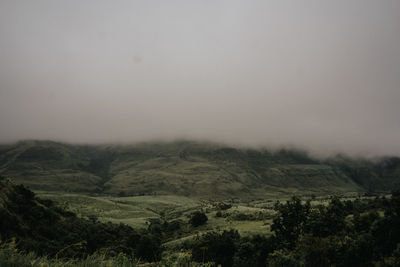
[36,191,363,248]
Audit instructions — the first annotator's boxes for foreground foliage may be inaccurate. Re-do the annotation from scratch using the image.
[0,242,138,267]
[0,179,162,262]
[176,193,400,266]
[2,176,400,266]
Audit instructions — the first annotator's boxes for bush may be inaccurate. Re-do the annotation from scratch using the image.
[189,211,208,227]
[191,230,240,267]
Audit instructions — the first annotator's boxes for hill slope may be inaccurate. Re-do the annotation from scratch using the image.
[0,140,399,198]
[0,178,161,260]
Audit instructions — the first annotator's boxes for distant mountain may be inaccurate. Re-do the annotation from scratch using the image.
[0,140,399,198]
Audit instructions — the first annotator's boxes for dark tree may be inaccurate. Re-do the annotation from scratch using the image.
[191,230,240,267]
[271,196,310,248]
[189,211,208,227]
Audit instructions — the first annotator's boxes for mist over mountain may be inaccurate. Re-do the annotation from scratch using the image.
[1,140,399,199]
[1,0,400,157]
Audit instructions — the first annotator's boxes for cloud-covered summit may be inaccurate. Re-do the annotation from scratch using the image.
[1,0,400,156]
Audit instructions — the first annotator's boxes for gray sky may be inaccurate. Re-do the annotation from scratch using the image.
[1,0,400,156]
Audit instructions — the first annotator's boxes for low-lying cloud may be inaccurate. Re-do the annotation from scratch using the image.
[1,0,400,156]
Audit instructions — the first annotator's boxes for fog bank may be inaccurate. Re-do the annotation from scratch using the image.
[1,1,400,157]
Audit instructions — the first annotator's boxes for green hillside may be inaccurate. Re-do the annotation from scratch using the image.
[0,178,162,261]
[0,140,399,198]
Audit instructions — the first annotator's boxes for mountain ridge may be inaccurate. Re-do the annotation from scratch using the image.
[0,140,399,199]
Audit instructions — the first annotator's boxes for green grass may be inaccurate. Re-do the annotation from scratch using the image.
[35,191,342,238]
[37,192,203,229]
[37,190,376,252]
[0,245,138,267]
[37,191,278,251]
[0,242,215,267]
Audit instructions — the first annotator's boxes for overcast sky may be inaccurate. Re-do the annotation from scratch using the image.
[0,0,399,156]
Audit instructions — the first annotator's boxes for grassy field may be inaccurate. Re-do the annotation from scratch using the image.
[35,192,274,251]
[36,190,291,253]
[37,190,369,249]
[37,192,203,229]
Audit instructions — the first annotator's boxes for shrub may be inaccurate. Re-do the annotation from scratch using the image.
[189,211,208,227]
[191,230,240,267]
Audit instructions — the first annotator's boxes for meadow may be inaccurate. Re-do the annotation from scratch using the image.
[37,191,275,237]
[36,191,364,249]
